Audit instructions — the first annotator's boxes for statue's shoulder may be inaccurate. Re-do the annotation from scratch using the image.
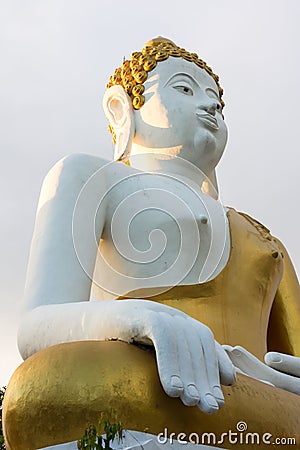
[52,153,110,173]
[227,207,273,240]
[237,210,271,236]
[43,153,113,186]
[227,208,288,265]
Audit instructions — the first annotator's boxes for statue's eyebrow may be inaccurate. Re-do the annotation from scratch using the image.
[206,87,220,101]
[164,73,219,98]
[164,72,198,88]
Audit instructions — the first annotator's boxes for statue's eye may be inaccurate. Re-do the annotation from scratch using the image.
[173,85,194,96]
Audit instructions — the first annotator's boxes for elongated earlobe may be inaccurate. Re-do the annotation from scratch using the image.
[103,85,135,161]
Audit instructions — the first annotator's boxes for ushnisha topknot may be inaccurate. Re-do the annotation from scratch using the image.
[106,37,224,143]
[106,36,224,109]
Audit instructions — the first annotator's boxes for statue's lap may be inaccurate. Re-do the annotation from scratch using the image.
[3,341,300,449]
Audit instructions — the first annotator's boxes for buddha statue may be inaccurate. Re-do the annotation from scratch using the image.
[3,37,300,450]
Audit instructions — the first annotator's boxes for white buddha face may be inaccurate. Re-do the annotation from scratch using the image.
[131,57,228,175]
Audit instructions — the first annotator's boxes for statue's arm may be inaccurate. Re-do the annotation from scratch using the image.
[18,153,109,357]
[21,153,108,312]
[267,239,300,357]
[224,240,300,394]
[18,153,235,413]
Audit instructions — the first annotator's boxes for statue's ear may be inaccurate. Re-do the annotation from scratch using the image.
[202,169,219,199]
[103,85,135,161]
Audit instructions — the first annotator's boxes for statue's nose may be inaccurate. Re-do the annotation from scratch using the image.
[198,97,218,116]
[206,103,217,116]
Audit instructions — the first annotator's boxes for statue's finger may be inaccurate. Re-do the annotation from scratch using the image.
[180,320,220,413]
[265,352,300,378]
[149,312,183,398]
[222,344,233,353]
[225,346,272,380]
[175,317,202,407]
[227,347,300,395]
[216,342,236,386]
[195,325,224,410]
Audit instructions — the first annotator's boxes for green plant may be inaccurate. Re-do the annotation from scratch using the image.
[0,387,6,450]
[77,416,122,450]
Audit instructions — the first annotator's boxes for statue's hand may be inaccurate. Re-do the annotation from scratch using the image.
[19,299,236,414]
[223,345,300,395]
[117,301,236,414]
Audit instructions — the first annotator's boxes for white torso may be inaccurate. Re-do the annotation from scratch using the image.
[91,161,230,300]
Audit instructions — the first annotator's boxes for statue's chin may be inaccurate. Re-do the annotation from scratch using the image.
[193,130,219,171]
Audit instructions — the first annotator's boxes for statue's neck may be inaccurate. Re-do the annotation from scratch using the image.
[128,151,207,191]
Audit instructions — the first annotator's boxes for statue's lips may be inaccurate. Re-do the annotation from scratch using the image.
[196,113,219,130]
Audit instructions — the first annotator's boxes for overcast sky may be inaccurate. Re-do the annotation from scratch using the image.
[0,0,299,387]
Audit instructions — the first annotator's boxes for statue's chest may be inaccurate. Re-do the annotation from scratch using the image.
[95,174,230,295]
[105,173,226,235]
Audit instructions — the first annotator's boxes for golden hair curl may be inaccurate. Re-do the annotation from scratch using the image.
[106,37,224,143]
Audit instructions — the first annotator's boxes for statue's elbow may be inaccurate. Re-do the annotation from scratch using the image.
[17,317,31,360]
[17,308,42,360]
